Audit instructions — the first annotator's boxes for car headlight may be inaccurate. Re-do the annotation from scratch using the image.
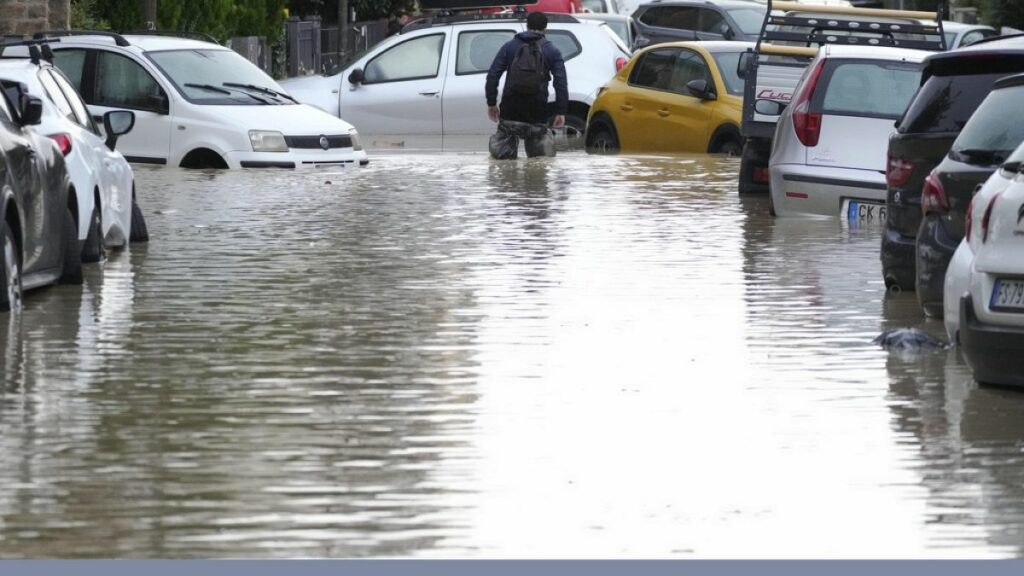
[349,129,363,151]
[249,130,288,152]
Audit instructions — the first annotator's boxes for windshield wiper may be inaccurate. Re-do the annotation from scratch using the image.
[223,82,298,104]
[954,148,1006,165]
[184,83,232,94]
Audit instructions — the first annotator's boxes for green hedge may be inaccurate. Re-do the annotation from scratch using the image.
[80,0,288,41]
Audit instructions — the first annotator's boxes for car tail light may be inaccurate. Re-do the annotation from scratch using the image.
[48,133,72,156]
[754,166,770,184]
[791,58,826,147]
[921,172,948,216]
[981,192,1001,243]
[615,57,627,72]
[886,155,914,188]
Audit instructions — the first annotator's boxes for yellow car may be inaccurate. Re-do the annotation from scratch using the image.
[585,41,753,155]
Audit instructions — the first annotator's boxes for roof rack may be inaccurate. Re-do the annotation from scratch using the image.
[0,39,58,64]
[760,0,946,52]
[33,30,130,46]
[121,30,220,44]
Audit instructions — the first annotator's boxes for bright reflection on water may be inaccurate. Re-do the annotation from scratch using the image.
[1,152,1024,558]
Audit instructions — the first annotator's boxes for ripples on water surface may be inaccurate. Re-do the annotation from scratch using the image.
[2,151,1024,558]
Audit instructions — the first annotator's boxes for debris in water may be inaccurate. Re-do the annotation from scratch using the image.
[872,328,948,351]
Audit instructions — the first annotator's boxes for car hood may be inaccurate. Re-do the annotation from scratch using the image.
[202,102,355,134]
[278,75,340,110]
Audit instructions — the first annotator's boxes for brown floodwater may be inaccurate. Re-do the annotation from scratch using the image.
[1,151,1023,558]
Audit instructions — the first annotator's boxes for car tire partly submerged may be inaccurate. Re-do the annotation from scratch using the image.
[553,113,586,151]
[60,207,83,285]
[82,205,105,263]
[585,121,620,155]
[1,221,22,312]
[130,197,149,243]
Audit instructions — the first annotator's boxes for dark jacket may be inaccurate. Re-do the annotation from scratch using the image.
[485,30,568,115]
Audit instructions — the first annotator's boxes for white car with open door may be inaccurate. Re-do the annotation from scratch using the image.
[0,40,145,262]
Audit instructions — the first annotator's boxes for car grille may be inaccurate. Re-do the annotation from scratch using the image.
[284,135,353,149]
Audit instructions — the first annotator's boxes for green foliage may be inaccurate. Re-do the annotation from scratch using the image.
[70,0,111,29]
[93,0,141,31]
[312,0,417,21]
[981,0,1024,30]
[90,0,289,41]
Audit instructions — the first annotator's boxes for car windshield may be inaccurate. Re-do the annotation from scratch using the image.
[726,8,766,35]
[147,49,292,105]
[951,84,1024,164]
[711,51,745,96]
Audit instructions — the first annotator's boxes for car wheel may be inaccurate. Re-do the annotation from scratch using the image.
[716,139,742,157]
[59,207,83,285]
[586,122,620,154]
[81,205,105,263]
[738,140,769,195]
[553,113,586,151]
[0,221,22,312]
[130,197,149,243]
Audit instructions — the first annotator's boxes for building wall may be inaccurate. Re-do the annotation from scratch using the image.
[0,0,70,36]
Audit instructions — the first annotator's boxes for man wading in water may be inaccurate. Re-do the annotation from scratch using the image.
[485,11,568,159]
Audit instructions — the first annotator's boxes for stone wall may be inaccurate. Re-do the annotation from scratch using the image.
[0,0,70,36]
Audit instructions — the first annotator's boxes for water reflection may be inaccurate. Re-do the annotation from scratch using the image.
[1,154,1024,557]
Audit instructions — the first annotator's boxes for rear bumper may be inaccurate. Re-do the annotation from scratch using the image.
[916,215,959,318]
[770,164,887,218]
[881,225,916,290]
[960,294,1024,387]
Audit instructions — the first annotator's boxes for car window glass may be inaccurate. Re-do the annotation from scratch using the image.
[52,49,87,93]
[50,70,96,133]
[629,48,677,90]
[0,90,10,121]
[364,33,444,83]
[725,8,765,35]
[457,30,515,75]
[545,30,582,61]
[943,32,958,48]
[96,51,167,111]
[37,69,77,122]
[670,50,709,93]
[900,72,1006,134]
[952,85,1024,158]
[639,7,697,31]
[700,9,726,35]
[959,31,986,48]
[818,61,920,119]
[711,51,745,96]
[582,0,609,12]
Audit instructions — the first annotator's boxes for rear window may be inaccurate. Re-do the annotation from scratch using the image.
[950,84,1024,163]
[898,71,1004,134]
[726,8,765,35]
[814,59,921,119]
[638,6,697,30]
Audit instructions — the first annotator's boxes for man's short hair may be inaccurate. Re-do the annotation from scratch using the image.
[527,11,548,31]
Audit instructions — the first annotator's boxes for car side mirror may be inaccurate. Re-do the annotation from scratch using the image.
[103,110,135,150]
[18,94,43,126]
[754,99,786,116]
[348,68,365,85]
[686,78,715,100]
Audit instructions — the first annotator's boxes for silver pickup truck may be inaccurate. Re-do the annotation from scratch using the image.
[737,0,946,194]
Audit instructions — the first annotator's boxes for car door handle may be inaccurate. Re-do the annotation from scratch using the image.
[658,109,670,117]
[620,104,633,111]
[419,91,439,97]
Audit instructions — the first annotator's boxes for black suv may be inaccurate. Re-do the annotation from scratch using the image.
[632,0,765,49]
[0,78,81,311]
[915,73,1024,318]
[881,35,1024,296]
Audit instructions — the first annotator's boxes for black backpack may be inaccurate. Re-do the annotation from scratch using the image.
[507,40,546,97]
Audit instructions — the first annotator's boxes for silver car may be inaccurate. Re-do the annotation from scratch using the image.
[768,45,927,224]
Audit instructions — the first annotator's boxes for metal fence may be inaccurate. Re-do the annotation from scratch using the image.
[285,16,388,77]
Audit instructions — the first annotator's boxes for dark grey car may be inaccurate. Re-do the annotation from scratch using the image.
[632,0,766,49]
[915,73,1024,318]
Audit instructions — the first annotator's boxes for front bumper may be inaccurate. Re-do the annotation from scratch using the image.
[225,149,370,169]
[959,294,1024,388]
[916,215,959,318]
[770,164,887,218]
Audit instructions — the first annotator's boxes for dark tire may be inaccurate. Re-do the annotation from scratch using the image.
[738,140,769,195]
[553,113,586,151]
[130,197,149,243]
[0,221,22,312]
[59,207,82,285]
[716,139,742,157]
[81,204,105,263]
[586,121,620,154]
[768,190,777,217]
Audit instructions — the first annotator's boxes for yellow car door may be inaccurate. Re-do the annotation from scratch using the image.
[659,49,714,152]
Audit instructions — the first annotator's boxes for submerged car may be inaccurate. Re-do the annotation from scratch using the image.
[585,40,751,155]
[280,12,630,151]
[0,80,81,311]
[769,45,926,222]
[40,31,368,169]
[943,141,1024,387]
[0,42,146,264]
[916,73,1024,318]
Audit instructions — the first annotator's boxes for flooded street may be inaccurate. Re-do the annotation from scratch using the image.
[3,150,1024,558]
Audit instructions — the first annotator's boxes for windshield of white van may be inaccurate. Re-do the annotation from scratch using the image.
[147,49,293,105]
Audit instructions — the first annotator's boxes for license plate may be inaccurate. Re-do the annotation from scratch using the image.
[842,199,886,223]
[991,278,1024,311]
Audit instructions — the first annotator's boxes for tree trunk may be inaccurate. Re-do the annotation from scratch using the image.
[141,0,157,29]
[339,0,349,59]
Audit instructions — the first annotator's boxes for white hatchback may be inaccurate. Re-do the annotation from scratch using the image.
[39,31,368,169]
[768,45,927,225]
[279,12,630,151]
[943,141,1024,387]
[0,44,143,262]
